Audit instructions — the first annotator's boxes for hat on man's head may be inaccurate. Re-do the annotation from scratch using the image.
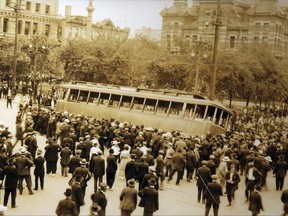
[80,159,87,165]
[222,156,230,162]
[211,174,218,180]
[76,149,82,155]
[99,183,108,191]
[64,188,72,197]
[127,178,135,187]
[20,148,27,155]
[148,178,157,186]
[201,160,208,165]
[149,166,156,172]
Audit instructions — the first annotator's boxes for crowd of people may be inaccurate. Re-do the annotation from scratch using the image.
[0,92,288,216]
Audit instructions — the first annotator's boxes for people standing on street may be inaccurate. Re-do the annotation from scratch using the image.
[3,157,19,208]
[225,163,240,206]
[71,175,85,215]
[106,148,118,190]
[56,188,78,216]
[60,143,72,177]
[248,186,264,216]
[91,183,108,216]
[124,154,138,187]
[281,189,288,216]
[68,149,82,175]
[6,90,12,109]
[138,178,159,216]
[15,148,34,195]
[273,154,287,191]
[89,150,105,192]
[204,174,222,216]
[196,160,211,203]
[44,138,61,176]
[168,149,186,185]
[73,158,91,199]
[245,162,262,202]
[33,149,45,190]
[119,178,138,216]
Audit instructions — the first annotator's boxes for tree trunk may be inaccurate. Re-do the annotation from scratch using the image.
[246,95,250,107]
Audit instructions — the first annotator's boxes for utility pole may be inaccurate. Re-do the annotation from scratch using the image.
[12,0,20,96]
[209,0,221,100]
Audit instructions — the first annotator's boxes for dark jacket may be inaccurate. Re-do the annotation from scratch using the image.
[71,181,85,208]
[249,190,264,214]
[34,155,45,176]
[205,181,222,204]
[125,160,138,180]
[44,143,61,162]
[172,152,186,171]
[55,197,78,216]
[89,155,105,177]
[91,190,107,216]
[138,186,159,213]
[106,155,117,173]
[3,164,19,189]
[196,165,211,187]
[120,186,138,211]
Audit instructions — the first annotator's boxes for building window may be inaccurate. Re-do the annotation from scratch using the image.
[255,23,261,32]
[33,23,38,35]
[192,35,197,42]
[35,3,40,12]
[24,21,30,35]
[58,27,62,37]
[3,18,9,33]
[26,1,31,11]
[45,5,50,14]
[262,37,268,43]
[18,20,22,34]
[263,23,269,31]
[254,37,259,43]
[230,36,236,48]
[45,24,50,37]
[6,0,10,7]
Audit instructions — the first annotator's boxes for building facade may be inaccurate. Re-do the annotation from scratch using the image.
[160,0,288,58]
[0,0,129,42]
[135,27,162,41]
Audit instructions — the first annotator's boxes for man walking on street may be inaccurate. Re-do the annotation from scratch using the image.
[56,188,78,216]
[204,174,222,216]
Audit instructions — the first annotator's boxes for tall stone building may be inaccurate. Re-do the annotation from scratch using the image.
[0,0,129,42]
[160,0,288,58]
[0,0,59,39]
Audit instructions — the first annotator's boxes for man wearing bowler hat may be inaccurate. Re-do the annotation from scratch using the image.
[91,183,108,216]
[56,188,78,216]
[120,178,138,216]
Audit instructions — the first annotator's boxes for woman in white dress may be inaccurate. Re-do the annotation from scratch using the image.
[119,144,131,180]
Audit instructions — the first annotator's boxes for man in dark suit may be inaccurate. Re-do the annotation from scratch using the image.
[249,186,264,216]
[137,156,149,190]
[44,139,61,176]
[204,174,222,216]
[125,154,138,187]
[120,178,138,216]
[3,158,19,208]
[138,178,159,216]
[56,188,78,216]
[196,160,211,203]
[273,154,287,191]
[168,149,186,185]
[73,158,91,198]
[106,149,118,190]
[89,150,105,192]
[68,149,82,175]
[225,164,240,206]
[281,189,288,216]
[71,175,85,215]
[33,149,45,190]
[91,183,108,216]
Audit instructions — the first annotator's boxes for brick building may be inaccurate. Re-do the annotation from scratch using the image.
[160,0,288,58]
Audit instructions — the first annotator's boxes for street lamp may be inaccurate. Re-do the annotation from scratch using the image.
[29,43,46,92]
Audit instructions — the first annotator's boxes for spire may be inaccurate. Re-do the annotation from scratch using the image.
[86,0,95,14]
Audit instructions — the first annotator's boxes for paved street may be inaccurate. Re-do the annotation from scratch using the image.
[0,95,286,215]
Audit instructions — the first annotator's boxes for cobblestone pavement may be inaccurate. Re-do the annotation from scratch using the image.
[0,95,286,215]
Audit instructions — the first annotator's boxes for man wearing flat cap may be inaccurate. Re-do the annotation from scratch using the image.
[120,178,138,216]
[55,188,78,216]
[204,174,222,216]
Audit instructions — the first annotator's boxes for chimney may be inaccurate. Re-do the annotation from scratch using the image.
[65,5,71,17]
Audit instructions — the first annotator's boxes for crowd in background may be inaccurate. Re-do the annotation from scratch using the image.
[0,91,288,216]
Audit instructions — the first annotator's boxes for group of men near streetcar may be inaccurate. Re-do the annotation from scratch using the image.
[0,92,288,216]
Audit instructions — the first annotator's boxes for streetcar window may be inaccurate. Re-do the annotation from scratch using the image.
[184,103,196,119]
[88,91,99,103]
[157,100,170,113]
[78,90,89,103]
[144,98,157,112]
[109,94,121,107]
[195,105,206,119]
[169,102,184,116]
[120,95,133,108]
[99,93,110,105]
[207,106,216,121]
[132,97,144,110]
[68,89,79,101]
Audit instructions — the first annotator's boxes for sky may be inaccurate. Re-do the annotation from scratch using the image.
[58,0,288,36]
[58,0,175,35]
